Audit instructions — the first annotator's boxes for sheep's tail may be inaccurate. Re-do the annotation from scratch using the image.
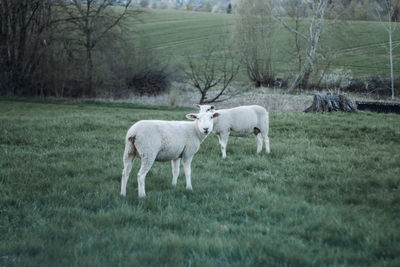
[128,135,135,143]
[125,135,137,158]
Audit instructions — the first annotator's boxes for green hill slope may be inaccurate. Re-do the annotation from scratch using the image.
[134,9,399,78]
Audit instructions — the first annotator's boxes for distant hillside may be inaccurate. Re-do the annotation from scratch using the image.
[127,0,232,6]
[137,9,233,54]
[135,9,399,78]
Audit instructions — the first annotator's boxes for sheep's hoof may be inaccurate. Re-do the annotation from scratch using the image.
[186,186,193,190]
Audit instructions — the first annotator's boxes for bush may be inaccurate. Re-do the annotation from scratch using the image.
[253,77,287,88]
[321,68,353,89]
[127,70,169,96]
[344,76,399,97]
[309,69,399,98]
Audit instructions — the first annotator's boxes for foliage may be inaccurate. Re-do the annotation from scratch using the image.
[109,38,171,97]
[0,0,54,96]
[344,75,400,97]
[0,1,146,98]
[140,0,149,8]
[321,68,354,89]
[227,3,232,14]
[234,0,279,87]
[1,99,400,266]
[127,70,170,96]
[58,0,135,97]
[1,6,399,97]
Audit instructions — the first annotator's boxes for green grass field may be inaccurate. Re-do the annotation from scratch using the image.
[135,9,400,78]
[1,99,399,266]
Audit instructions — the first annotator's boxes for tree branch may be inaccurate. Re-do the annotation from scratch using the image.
[272,15,310,43]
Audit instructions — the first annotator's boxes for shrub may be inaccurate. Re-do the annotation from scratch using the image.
[127,70,169,96]
[321,68,353,89]
[344,76,399,97]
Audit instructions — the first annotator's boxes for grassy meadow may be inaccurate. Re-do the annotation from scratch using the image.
[135,9,400,78]
[1,99,399,266]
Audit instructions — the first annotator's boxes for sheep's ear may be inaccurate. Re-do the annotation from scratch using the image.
[212,112,220,118]
[186,114,198,120]
[210,105,215,110]
[194,104,201,109]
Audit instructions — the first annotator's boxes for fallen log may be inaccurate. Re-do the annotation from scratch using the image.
[305,93,357,113]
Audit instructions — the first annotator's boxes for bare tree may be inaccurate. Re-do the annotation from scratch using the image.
[274,0,340,90]
[376,0,399,100]
[234,0,277,87]
[184,41,240,104]
[286,0,308,73]
[0,0,54,95]
[60,0,134,97]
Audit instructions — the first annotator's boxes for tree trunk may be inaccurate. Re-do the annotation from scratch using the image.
[288,0,328,90]
[377,0,398,100]
[305,93,357,112]
[388,14,395,100]
[86,47,93,97]
[199,90,207,104]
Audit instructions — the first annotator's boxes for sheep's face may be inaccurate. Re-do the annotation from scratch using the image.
[195,104,215,113]
[186,112,220,135]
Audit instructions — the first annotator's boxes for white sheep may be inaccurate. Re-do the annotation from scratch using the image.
[121,111,220,198]
[196,104,270,158]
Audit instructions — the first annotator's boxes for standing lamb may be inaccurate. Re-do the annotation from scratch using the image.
[121,111,220,198]
[196,104,270,158]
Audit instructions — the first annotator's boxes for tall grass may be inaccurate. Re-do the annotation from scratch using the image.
[1,99,399,266]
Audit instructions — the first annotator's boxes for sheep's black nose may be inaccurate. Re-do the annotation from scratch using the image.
[203,128,209,133]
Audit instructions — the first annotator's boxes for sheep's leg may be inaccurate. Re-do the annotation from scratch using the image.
[137,157,155,198]
[121,146,134,197]
[182,156,193,190]
[261,126,270,154]
[263,116,270,154]
[256,133,263,154]
[264,133,270,154]
[217,132,229,158]
[171,158,181,186]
